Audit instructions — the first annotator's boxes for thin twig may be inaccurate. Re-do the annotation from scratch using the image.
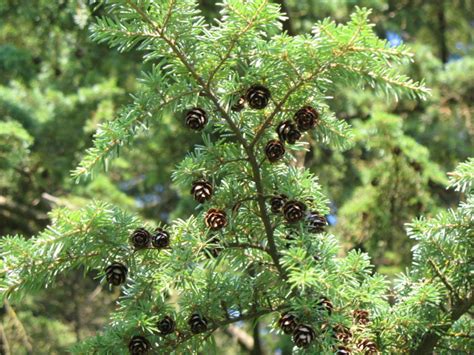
[428,258,460,301]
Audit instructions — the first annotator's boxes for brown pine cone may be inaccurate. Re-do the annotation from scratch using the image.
[276,120,301,144]
[357,339,379,354]
[185,107,208,131]
[157,316,176,335]
[231,95,246,112]
[130,228,151,249]
[205,208,227,230]
[353,309,370,325]
[105,262,128,286]
[335,345,352,354]
[270,194,287,214]
[307,211,327,233]
[265,139,285,162]
[188,313,208,334]
[151,228,170,249]
[191,180,213,203]
[332,324,352,344]
[128,335,151,355]
[278,313,298,334]
[294,106,319,131]
[282,200,307,223]
[246,85,271,109]
[292,324,316,348]
[316,297,334,315]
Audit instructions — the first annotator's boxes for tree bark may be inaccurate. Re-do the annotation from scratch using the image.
[251,321,264,355]
[437,0,448,63]
[0,323,10,355]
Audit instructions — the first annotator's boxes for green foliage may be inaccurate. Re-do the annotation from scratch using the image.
[0,121,33,188]
[335,112,447,270]
[448,157,474,193]
[0,0,472,354]
[378,158,474,353]
[74,3,427,181]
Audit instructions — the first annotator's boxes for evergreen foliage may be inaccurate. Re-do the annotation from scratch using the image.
[0,0,472,354]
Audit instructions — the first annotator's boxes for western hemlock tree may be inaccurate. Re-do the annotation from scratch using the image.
[3,1,470,354]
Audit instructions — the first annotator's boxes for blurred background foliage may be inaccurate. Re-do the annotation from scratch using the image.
[0,0,472,353]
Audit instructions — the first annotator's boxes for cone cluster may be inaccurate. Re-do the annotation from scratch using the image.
[130,227,171,251]
[278,313,316,348]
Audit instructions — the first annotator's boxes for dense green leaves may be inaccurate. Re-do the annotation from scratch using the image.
[0,0,472,354]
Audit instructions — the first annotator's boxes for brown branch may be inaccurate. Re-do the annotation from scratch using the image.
[251,321,264,355]
[411,292,474,355]
[249,61,333,150]
[428,258,460,300]
[0,323,10,355]
[160,305,284,349]
[223,325,254,351]
[4,301,32,354]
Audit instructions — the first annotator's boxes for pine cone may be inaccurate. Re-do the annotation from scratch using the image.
[353,309,370,325]
[316,297,333,315]
[332,324,352,344]
[292,324,316,348]
[188,313,208,334]
[157,316,176,335]
[205,209,227,230]
[152,228,170,249]
[231,96,246,112]
[130,228,151,250]
[246,85,271,110]
[265,139,285,162]
[294,106,319,131]
[307,211,327,233]
[270,194,287,214]
[278,313,298,334]
[185,108,208,131]
[282,200,307,223]
[128,335,151,355]
[276,120,301,144]
[105,262,128,286]
[191,180,213,203]
[335,345,352,354]
[357,339,379,354]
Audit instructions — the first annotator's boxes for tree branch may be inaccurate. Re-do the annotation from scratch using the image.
[159,305,284,349]
[411,292,474,354]
[428,258,459,300]
[125,0,287,279]
[223,325,254,351]
[4,301,32,354]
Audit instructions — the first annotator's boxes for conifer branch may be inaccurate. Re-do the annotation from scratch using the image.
[124,0,287,280]
[158,305,284,349]
[428,258,460,301]
[206,0,269,86]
